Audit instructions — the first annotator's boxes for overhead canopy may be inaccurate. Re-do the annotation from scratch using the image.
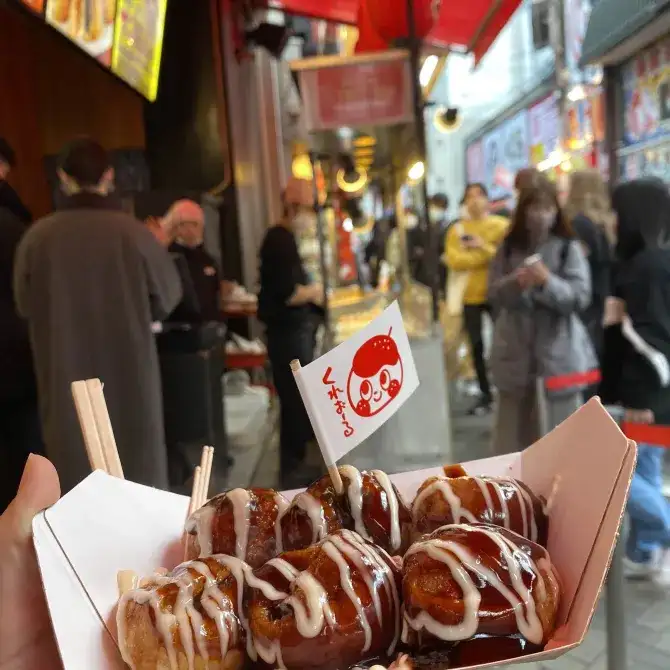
[427,0,523,63]
[271,0,522,62]
[580,0,670,66]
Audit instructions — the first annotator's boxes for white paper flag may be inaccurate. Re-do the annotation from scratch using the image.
[292,301,419,466]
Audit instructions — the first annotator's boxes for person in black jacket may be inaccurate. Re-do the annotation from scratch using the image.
[258,179,323,489]
[565,169,615,365]
[600,177,670,586]
[0,204,42,513]
[0,138,32,224]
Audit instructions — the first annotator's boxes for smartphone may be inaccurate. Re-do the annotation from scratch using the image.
[524,254,542,267]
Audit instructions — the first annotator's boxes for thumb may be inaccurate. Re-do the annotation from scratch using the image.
[4,454,61,538]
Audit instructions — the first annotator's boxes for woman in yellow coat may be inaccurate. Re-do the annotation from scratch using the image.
[445,183,509,414]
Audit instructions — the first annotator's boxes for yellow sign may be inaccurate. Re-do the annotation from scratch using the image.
[111,0,168,102]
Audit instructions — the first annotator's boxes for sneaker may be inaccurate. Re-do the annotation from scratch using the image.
[467,397,493,416]
[652,548,670,588]
[623,556,657,580]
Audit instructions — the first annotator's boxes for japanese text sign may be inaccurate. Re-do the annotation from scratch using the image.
[292,301,419,466]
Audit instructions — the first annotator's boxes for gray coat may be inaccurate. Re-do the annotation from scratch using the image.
[488,236,597,394]
[13,194,182,493]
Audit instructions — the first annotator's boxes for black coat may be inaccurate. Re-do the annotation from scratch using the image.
[599,248,670,424]
[0,207,35,403]
[0,180,31,224]
[571,214,612,359]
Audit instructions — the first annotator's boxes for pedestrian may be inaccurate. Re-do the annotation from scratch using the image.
[258,177,323,489]
[0,201,42,514]
[163,199,233,322]
[445,183,509,414]
[488,179,596,455]
[0,137,32,223]
[429,192,450,296]
[13,138,183,494]
[564,169,615,365]
[599,178,670,585]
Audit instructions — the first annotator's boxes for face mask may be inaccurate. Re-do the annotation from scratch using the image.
[405,214,418,229]
[293,211,316,232]
[527,211,555,240]
[430,207,445,221]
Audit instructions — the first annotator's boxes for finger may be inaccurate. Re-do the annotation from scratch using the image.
[4,454,61,538]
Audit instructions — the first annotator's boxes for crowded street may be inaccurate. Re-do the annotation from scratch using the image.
[3,0,670,669]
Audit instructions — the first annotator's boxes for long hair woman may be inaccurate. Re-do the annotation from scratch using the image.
[488,179,596,455]
[600,178,670,586]
[564,169,615,362]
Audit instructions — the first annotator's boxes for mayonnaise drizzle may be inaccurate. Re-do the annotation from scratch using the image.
[372,469,402,553]
[340,465,371,541]
[412,478,479,524]
[323,540,373,651]
[403,524,547,645]
[293,491,328,544]
[117,555,248,670]
[414,476,539,542]
[274,493,290,553]
[227,488,252,560]
[286,572,336,638]
[248,531,400,660]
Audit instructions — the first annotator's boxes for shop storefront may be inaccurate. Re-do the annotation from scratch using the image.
[617,39,670,182]
[581,0,670,182]
[464,83,554,211]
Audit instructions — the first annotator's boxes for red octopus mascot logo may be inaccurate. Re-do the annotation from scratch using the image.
[347,329,404,418]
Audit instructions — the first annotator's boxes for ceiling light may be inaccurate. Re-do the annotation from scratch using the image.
[408,161,425,181]
[337,167,368,193]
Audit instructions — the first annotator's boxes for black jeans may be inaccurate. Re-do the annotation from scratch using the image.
[267,324,316,481]
[0,398,44,514]
[463,303,492,400]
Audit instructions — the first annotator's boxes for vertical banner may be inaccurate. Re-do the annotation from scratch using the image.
[528,94,561,166]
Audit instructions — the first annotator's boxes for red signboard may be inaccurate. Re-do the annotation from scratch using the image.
[269,0,359,24]
[298,55,413,131]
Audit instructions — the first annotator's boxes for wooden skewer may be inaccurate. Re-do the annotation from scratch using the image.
[188,466,203,518]
[72,380,107,472]
[290,359,344,495]
[198,446,214,508]
[183,446,215,560]
[72,379,124,479]
[86,378,124,479]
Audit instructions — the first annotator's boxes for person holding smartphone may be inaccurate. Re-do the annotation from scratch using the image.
[445,183,509,415]
[488,180,595,454]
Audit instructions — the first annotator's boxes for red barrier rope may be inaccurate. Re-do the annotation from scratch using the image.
[544,369,602,392]
[620,423,670,448]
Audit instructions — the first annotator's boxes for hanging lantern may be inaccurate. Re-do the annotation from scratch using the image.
[355,0,387,54]
[365,0,441,43]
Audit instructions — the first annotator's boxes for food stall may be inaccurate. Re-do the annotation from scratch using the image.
[289,49,451,471]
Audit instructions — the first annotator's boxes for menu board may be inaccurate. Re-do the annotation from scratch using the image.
[481,110,530,203]
[19,0,46,14]
[111,0,168,102]
[46,0,118,66]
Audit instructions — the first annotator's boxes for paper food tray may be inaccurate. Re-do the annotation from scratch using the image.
[34,398,635,670]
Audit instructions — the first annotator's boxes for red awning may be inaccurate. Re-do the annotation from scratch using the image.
[268,0,359,25]
[269,0,522,63]
[427,0,523,63]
